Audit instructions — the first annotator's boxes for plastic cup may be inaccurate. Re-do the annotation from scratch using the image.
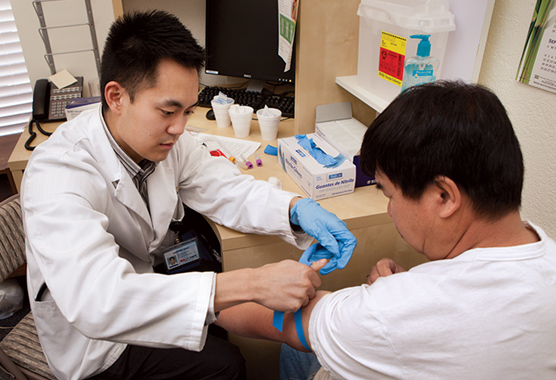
[229,105,254,138]
[211,98,234,128]
[256,107,282,141]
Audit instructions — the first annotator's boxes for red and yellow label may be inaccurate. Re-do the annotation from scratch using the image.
[378,32,406,87]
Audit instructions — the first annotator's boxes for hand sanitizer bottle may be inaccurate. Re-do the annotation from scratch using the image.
[401,35,439,92]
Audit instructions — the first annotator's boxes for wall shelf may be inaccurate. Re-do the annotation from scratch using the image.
[335,75,390,113]
[336,0,496,114]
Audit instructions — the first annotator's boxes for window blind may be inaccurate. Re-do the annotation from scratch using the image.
[0,0,32,137]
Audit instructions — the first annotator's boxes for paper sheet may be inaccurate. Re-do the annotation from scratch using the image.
[190,132,261,161]
[48,69,77,89]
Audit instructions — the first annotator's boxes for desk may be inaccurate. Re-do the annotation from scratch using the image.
[7,109,425,380]
[8,121,60,193]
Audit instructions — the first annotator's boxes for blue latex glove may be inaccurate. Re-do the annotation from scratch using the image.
[296,135,337,167]
[300,243,341,275]
[273,242,347,336]
[295,135,346,168]
[291,198,357,273]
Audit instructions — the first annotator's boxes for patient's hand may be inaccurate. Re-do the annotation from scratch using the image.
[367,258,406,285]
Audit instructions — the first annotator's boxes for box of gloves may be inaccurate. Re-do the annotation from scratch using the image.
[315,102,376,188]
[65,96,101,121]
[278,133,356,200]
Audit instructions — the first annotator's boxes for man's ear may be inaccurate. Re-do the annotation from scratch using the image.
[434,176,461,219]
[104,81,125,115]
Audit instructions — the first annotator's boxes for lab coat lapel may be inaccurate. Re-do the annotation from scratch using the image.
[112,172,153,231]
[87,107,154,235]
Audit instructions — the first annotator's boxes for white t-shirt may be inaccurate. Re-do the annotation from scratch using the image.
[309,222,556,379]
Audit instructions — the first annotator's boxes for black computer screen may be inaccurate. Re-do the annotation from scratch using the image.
[205,0,296,85]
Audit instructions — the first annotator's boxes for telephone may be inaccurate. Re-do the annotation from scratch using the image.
[25,77,84,151]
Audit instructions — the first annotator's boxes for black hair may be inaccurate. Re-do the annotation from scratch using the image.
[100,10,205,111]
[360,80,524,220]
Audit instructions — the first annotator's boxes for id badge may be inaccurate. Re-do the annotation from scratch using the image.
[163,237,201,273]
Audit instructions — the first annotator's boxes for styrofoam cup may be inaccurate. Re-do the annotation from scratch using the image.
[256,107,282,141]
[229,105,254,138]
[211,99,234,128]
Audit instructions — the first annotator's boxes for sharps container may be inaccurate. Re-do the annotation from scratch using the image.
[357,0,456,104]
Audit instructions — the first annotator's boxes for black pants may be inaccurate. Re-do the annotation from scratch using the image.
[89,333,246,380]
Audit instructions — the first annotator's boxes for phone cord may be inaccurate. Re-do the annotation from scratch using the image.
[24,118,53,151]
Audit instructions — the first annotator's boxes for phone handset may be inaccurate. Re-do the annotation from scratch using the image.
[25,79,53,151]
[25,77,83,151]
[32,78,49,121]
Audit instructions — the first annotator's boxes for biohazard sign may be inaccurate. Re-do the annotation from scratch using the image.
[378,32,406,87]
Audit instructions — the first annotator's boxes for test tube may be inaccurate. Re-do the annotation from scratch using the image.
[240,154,253,169]
[254,152,262,167]
[218,146,236,163]
[235,159,248,170]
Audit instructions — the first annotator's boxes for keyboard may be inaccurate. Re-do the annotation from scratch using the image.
[198,86,295,118]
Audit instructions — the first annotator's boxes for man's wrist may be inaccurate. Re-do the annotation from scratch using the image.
[289,196,303,216]
[289,196,304,232]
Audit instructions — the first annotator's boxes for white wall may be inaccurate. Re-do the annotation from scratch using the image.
[122,0,241,87]
[478,0,556,237]
[11,0,242,91]
[10,0,115,97]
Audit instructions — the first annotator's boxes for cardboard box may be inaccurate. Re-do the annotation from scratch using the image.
[278,134,356,200]
[315,102,376,187]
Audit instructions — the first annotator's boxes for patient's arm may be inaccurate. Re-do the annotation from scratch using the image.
[216,285,330,352]
[216,290,330,352]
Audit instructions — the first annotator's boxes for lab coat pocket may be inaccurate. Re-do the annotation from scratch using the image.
[31,294,95,378]
[31,287,81,356]
[32,284,58,318]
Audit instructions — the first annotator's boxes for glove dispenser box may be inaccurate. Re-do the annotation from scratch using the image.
[278,134,356,201]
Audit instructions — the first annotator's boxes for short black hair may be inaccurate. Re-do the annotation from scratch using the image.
[360,80,524,220]
[100,10,205,110]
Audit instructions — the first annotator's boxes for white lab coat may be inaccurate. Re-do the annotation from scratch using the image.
[22,105,311,380]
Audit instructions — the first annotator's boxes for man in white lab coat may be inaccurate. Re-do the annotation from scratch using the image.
[21,10,356,380]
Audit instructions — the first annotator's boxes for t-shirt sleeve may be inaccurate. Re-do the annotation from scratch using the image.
[308,285,404,379]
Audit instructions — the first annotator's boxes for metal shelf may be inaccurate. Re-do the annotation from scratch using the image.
[33,0,101,79]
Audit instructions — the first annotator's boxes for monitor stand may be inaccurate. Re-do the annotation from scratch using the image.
[246,79,265,93]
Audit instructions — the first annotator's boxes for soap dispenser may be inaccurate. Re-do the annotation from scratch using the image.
[401,34,439,92]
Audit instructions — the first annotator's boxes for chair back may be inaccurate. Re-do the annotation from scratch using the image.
[0,195,25,283]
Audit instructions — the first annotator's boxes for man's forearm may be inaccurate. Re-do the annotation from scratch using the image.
[216,303,283,340]
[216,290,330,352]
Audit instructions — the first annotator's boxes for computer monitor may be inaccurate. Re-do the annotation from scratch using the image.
[205,0,296,92]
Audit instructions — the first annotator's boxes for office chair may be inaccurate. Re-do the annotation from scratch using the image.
[0,194,55,380]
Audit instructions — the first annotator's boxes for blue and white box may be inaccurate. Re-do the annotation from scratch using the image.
[278,133,356,200]
[65,96,101,121]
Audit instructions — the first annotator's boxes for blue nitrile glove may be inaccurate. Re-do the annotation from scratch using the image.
[291,198,357,273]
[295,135,346,168]
[296,135,337,167]
[273,242,349,337]
[300,243,343,275]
